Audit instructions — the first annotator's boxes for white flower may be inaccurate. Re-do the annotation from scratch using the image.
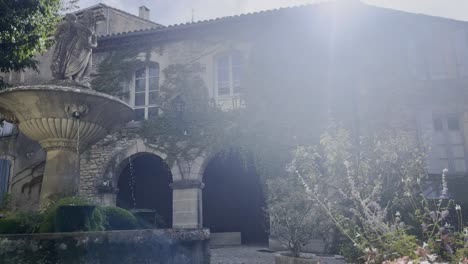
[456,204,461,211]
[423,242,428,249]
[395,211,401,217]
[428,254,437,261]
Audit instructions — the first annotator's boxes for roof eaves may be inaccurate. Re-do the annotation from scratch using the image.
[98,3,311,40]
[97,1,468,42]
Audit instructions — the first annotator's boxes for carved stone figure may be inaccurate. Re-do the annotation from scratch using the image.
[51,11,97,87]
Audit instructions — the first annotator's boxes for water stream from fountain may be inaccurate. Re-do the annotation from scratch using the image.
[76,118,81,177]
[128,156,137,208]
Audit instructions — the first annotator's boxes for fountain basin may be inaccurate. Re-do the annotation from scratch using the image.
[0,85,134,207]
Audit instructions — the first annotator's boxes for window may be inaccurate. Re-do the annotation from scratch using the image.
[453,29,468,77]
[408,36,455,80]
[133,65,159,121]
[0,159,10,205]
[429,115,466,174]
[216,52,244,97]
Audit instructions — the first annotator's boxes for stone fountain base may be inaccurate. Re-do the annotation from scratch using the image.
[0,85,133,207]
[0,229,210,264]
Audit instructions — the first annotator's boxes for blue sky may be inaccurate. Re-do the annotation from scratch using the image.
[77,0,468,26]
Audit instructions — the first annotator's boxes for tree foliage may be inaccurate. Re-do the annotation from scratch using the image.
[0,0,64,73]
[267,172,332,257]
[141,63,245,164]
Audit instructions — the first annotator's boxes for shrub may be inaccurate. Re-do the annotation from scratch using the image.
[0,218,22,234]
[266,174,331,258]
[39,197,104,233]
[0,211,43,234]
[102,206,138,230]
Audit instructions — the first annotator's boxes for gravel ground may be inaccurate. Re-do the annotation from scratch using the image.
[210,246,275,264]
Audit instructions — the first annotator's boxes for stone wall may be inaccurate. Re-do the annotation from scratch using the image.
[0,229,210,264]
[80,125,145,203]
[79,123,208,229]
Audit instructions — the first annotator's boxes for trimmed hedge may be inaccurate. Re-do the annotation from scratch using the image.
[39,197,104,233]
[102,206,139,230]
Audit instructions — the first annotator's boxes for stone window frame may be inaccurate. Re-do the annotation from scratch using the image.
[130,64,160,121]
[214,51,245,98]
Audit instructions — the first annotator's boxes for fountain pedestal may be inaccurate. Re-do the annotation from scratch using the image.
[41,141,80,206]
[0,85,133,208]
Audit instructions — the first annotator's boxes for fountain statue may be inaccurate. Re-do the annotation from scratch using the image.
[0,10,134,208]
[51,11,97,87]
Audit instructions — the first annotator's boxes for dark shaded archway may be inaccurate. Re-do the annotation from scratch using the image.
[203,151,269,245]
[117,154,172,228]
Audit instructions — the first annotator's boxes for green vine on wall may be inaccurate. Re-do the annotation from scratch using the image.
[92,46,245,167]
[141,63,245,166]
[91,29,333,183]
[91,47,153,97]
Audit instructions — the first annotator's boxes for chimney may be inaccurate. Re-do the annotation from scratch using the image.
[139,6,150,20]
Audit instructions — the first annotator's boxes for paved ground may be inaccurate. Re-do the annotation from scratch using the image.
[210,245,347,264]
[211,245,275,264]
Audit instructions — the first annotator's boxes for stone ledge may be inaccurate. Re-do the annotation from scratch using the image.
[0,229,211,264]
[0,228,210,242]
[170,179,205,189]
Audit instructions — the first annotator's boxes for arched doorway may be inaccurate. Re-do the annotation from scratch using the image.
[202,151,269,245]
[117,153,173,228]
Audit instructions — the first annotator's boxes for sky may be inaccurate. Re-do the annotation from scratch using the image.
[77,0,468,26]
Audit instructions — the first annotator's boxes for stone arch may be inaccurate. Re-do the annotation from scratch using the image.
[103,138,176,185]
[181,151,212,181]
[104,139,174,228]
[201,150,270,245]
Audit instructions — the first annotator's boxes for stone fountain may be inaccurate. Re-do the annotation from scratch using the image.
[0,11,133,207]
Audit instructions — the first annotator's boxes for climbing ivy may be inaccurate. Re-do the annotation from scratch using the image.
[141,63,245,166]
[93,25,336,183]
[91,47,154,97]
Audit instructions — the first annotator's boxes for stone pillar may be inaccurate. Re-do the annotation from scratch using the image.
[40,139,80,208]
[170,180,204,229]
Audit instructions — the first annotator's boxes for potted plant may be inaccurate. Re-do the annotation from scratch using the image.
[267,174,325,264]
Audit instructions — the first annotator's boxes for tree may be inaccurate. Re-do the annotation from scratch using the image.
[0,0,79,74]
[266,171,332,258]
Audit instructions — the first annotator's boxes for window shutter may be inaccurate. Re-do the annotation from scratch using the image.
[0,160,10,204]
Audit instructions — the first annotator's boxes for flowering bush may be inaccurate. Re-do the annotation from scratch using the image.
[289,127,468,263]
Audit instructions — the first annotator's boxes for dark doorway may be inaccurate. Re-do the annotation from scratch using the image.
[202,152,269,245]
[117,154,172,228]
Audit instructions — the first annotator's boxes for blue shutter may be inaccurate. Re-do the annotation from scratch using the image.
[0,159,11,204]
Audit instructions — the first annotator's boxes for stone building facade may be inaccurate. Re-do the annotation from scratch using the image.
[2,1,468,245]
